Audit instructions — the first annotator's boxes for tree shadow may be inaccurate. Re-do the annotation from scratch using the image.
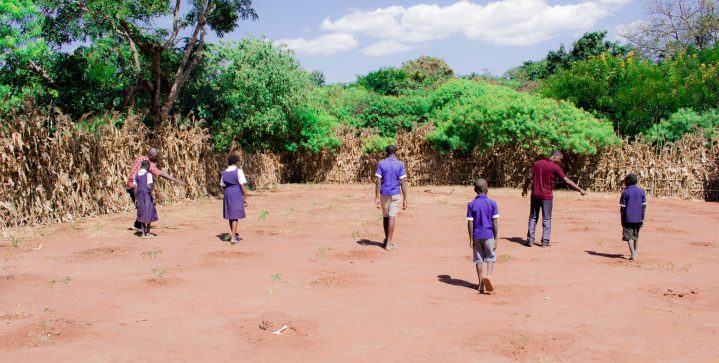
[585,250,626,259]
[356,239,385,249]
[437,274,477,290]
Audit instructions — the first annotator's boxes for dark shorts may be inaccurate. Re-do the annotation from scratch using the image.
[622,223,642,241]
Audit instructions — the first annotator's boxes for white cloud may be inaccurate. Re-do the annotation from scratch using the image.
[361,40,413,57]
[615,19,650,42]
[278,33,358,55]
[321,0,630,47]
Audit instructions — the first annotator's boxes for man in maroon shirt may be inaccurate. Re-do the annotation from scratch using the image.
[521,150,585,247]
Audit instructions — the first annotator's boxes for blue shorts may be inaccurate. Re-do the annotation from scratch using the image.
[473,238,496,264]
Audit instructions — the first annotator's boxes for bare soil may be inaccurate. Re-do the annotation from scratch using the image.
[1,184,718,362]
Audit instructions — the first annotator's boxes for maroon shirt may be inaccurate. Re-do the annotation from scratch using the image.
[531,158,566,200]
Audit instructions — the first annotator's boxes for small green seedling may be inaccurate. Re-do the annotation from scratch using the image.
[259,210,269,221]
[11,236,21,248]
[269,273,283,283]
[141,247,163,259]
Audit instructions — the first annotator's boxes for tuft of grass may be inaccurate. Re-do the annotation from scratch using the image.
[48,276,71,287]
[141,247,163,259]
[499,254,512,263]
[11,235,21,248]
[269,273,283,283]
[151,268,167,279]
[259,210,269,221]
[317,247,334,257]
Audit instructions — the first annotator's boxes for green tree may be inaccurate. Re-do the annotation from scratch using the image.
[357,68,410,96]
[37,0,257,126]
[183,38,339,152]
[401,56,454,84]
[645,108,719,143]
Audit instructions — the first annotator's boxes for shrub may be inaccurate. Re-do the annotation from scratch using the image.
[357,68,410,96]
[361,135,395,154]
[426,79,620,154]
[645,108,719,143]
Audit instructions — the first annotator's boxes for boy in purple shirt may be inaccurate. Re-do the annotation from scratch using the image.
[466,178,500,294]
[620,173,647,260]
[374,145,408,251]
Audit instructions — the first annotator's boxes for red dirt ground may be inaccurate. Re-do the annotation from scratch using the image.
[1,184,718,362]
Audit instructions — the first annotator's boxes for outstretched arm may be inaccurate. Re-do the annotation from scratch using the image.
[159,171,186,186]
[562,177,585,196]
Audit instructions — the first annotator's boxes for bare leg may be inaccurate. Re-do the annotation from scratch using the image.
[633,238,639,259]
[627,239,636,260]
[230,219,239,243]
[487,261,494,276]
[387,216,397,249]
[382,217,389,244]
[476,263,483,292]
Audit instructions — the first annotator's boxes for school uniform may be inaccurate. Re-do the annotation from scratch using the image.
[134,170,158,224]
[467,195,500,264]
[375,156,407,217]
[221,165,247,220]
[620,185,647,241]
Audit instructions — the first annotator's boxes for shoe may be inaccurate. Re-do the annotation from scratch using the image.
[525,241,533,247]
[133,227,143,233]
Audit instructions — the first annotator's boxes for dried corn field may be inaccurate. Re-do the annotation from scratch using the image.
[1,113,717,228]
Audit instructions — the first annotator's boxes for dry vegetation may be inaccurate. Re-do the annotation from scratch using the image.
[1,112,717,227]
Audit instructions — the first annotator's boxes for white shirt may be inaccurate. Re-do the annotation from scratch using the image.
[133,169,153,186]
[220,165,248,186]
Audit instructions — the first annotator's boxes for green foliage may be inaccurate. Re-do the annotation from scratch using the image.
[312,85,430,137]
[426,79,620,155]
[401,56,454,83]
[540,45,719,136]
[645,108,719,143]
[508,31,629,82]
[185,38,339,152]
[361,135,395,154]
[357,68,410,96]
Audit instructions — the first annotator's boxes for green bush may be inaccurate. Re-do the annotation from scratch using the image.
[361,135,395,154]
[426,79,620,154]
[645,108,719,143]
[357,68,410,96]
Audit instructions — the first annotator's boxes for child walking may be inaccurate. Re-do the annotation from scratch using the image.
[134,160,158,238]
[221,154,248,244]
[620,173,646,260]
[466,178,500,294]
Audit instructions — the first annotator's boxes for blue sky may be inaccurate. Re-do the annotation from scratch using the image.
[214,0,645,83]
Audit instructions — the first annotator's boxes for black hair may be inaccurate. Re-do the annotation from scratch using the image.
[140,160,150,169]
[385,145,397,156]
[228,154,239,166]
[625,173,638,186]
[473,178,488,194]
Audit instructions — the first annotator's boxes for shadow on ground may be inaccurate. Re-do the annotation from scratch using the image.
[437,274,477,290]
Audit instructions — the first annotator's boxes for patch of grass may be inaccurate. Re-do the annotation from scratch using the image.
[48,276,71,287]
[499,254,512,263]
[269,273,283,283]
[317,247,334,257]
[259,210,269,221]
[11,235,21,248]
[141,247,163,259]
[151,268,167,279]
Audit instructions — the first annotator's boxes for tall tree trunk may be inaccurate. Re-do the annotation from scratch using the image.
[150,47,164,127]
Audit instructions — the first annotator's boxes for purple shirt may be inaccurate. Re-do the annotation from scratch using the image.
[375,156,407,196]
[466,195,500,240]
[620,185,646,224]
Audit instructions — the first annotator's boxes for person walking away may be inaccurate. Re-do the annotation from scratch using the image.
[466,178,500,294]
[134,160,158,238]
[620,173,646,260]
[374,145,408,251]
[221,154,249,244]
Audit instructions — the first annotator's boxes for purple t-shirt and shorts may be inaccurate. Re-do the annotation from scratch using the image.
[620,185,646,241]
[375,156,407,217]
[467,195,499,264]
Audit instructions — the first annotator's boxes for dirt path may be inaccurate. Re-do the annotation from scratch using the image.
[1,184,718,362]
